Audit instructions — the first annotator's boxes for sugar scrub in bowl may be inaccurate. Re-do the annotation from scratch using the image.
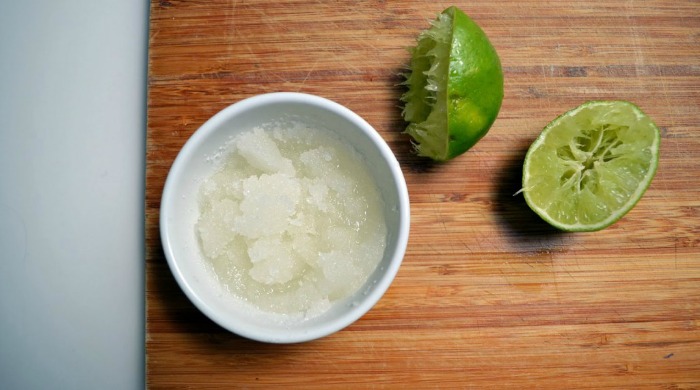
[160,92,409,343]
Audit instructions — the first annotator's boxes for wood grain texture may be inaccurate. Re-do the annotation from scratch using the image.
[146,0,700,388]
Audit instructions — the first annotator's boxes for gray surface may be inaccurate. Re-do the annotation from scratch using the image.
[0,1,147,388]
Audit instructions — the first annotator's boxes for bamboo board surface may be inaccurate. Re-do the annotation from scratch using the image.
[146,1,700,387]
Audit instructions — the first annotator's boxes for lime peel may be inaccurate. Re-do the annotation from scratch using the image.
[401,6,503,161]
[522,100,660,232]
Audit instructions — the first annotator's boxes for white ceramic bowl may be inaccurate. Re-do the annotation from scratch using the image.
[160,92,410,343]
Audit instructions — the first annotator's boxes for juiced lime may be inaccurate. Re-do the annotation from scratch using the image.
[401,6,503,161]
[522,101,661,232]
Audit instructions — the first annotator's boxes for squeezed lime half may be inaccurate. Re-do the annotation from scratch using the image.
[522,101,661,232]
[401,6,503,161]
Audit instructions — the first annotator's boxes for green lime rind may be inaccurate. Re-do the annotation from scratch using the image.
[522,100,661,232]
[401,6,503,161]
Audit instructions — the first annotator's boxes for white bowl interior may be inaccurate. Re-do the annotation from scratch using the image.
[160,93,409,343]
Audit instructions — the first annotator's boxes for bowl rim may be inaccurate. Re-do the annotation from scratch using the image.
[160,92,410,343]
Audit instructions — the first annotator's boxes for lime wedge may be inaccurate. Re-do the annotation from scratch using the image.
[522,101,661,232]
[401,6,503,161]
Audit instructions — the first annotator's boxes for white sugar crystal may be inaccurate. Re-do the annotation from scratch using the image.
[291,233,318,265]
[195,121,387,321]
[317,250,361,298]
[325,172,355,195]
[304,297,331,319]
[233,173,301,238]
[236,127,296,175]
[197,198,239,258]
[306,179,329,211]
[341,196,367,223]
[323,226,356,251]
[300,146,334,176]
[248,237,301,285]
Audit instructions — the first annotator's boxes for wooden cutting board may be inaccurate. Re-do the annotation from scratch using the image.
[146,1,700,387]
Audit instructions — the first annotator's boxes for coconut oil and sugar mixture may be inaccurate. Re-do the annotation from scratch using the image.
[196,120,387,321]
